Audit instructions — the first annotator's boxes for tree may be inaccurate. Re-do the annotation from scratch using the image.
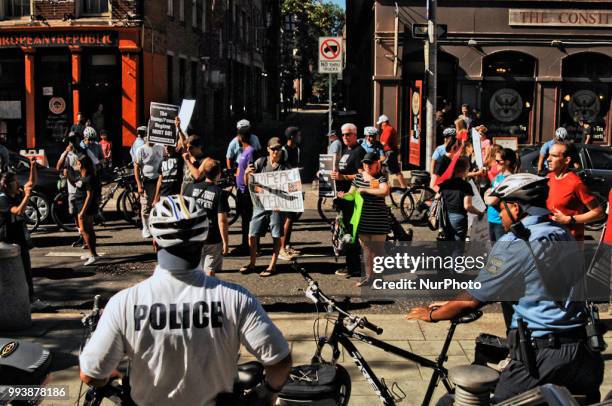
[280,0,344,106]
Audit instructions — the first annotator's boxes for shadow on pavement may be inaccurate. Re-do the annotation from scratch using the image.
[33,267,96,279]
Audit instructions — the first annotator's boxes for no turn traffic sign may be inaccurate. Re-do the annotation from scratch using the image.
[319,36,343,74]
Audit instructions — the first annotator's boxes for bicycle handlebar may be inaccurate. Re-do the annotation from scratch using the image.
[292,261,384,336]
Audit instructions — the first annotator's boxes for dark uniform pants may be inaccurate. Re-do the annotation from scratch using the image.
[494,340,604,403]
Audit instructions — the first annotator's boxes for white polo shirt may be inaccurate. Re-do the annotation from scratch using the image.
[80,265,290,406]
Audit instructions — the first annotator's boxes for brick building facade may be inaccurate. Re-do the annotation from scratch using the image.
[0,0,279,162]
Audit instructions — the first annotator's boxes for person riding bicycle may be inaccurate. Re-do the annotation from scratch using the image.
[79,195,292,405]
[537,127,568,175]
[358,127,385,161]
[407,173,604,403]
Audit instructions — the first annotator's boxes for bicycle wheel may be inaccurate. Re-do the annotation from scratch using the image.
[51,192,77,232]
[398,191,415,222]
[119,189,141,226]
[317,197,335,224]
[29,191,51,224]
[335,364,351,406]
[24,202,40,233]
[227,192,239,226]
[409,185,436,221]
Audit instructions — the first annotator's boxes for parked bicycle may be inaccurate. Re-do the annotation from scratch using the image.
[51,165,140,232]
[218,168,240,226]
[292,262,483,406]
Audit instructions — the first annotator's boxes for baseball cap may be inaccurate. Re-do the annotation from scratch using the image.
[361,152,380,164]
[376,114,389,125]
[285,126,300,138]
[327,130,337,137]
[137,126,148,136]
[236,119,251,130]
[268,137,282,149]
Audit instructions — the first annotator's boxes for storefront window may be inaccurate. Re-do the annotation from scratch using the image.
[5,0,30,18]
[561,53,611,143]
[82,0,109,15]
[481,52,536,144]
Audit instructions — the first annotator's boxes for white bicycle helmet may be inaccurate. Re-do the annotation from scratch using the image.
[83,127,97,140]
[236,119,251,130]
[148,195,209,248]
[442,127,456,138]
[490,173,549,204]
[555,127,568,141]
[364,126,378,137]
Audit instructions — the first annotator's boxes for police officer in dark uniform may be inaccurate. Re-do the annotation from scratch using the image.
[331,123,366,278]
[407,173,604,402]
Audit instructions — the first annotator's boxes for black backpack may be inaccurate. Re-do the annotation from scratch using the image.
[277,364,351,405]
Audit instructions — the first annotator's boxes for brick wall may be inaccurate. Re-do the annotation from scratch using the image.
[34,1,74,20]
[31,0,141,20]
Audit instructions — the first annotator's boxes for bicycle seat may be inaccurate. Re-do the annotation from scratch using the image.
[452,310,483,324]
[235,361,264,390]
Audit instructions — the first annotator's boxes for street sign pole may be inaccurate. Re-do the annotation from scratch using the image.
[425,0,437,172]
[328,74,333,134]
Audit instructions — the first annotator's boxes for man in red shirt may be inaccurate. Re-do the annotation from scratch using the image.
[377,114,408,189]
[604,188,612,245]
[546,142,604,241]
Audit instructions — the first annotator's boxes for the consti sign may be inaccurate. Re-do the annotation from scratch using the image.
[0,32,117,48]
[509,9,612,27]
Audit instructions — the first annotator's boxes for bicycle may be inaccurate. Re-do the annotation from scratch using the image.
[76,295,135,406]
[293,262,483,406]
[24,200,41,233]
[218,169,240,226]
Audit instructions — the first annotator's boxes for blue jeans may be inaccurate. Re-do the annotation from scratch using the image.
[445,212,467,241]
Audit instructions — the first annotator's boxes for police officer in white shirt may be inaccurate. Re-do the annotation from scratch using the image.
[79,195,292,405]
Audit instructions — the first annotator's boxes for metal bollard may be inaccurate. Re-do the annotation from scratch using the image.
[0,242,32,330]
[450,365,499,406]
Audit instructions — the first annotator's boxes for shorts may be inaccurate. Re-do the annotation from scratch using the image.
[200,243,223,274]
[74,198,98,217]
[385,150,401,174]
[249,207,285,238]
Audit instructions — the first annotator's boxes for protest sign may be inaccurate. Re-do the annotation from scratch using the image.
[249,168,304,212]
[178,99,196,133]
[318,154,336,197]
[471,128,484,169]
[468,180,486,213]
[149,102,179,145]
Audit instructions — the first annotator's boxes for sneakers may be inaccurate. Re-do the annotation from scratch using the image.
[141,226,152,239]
[84,256,100,266]
[72,236,84,248]
[335,268,359,278]
[278,248,295,261]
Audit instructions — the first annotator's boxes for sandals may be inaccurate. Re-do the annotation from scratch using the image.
[356,277,374,287]
[239,264,256,274]
[259,268,276,278]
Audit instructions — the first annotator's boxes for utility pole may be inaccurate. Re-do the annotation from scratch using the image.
[328,74,333,134]
[424,0,437,172]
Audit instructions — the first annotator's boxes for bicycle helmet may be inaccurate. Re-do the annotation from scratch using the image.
[364,126,378,137]
[442,128,456,138]
[236,119,251,130]
[490,173,549,215]
[148,195,209,248]
[83,127,97,140]
[555,127,568,141]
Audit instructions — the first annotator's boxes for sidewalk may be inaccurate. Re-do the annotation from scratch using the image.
[3,312,612,405]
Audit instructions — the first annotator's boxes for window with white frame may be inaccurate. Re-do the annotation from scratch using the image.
[4,0,31,18]
[167,0,173,17]
[82,0,109,15]
[179,0,185,22]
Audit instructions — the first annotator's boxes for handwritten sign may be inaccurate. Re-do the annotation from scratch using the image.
[318,154,336,197]
[149,102,179,145]
[249,168,304,212]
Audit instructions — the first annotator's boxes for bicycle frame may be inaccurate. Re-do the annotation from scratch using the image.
[314,311,455,406]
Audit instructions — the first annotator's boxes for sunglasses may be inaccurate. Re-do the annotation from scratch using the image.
[270,146,282,152]
[495,159,504,164]
[341,133,353,137]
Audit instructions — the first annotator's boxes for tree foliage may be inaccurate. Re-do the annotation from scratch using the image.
[281,0,344,103]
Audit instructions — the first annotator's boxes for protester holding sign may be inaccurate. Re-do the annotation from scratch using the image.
[241,137,289,277]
